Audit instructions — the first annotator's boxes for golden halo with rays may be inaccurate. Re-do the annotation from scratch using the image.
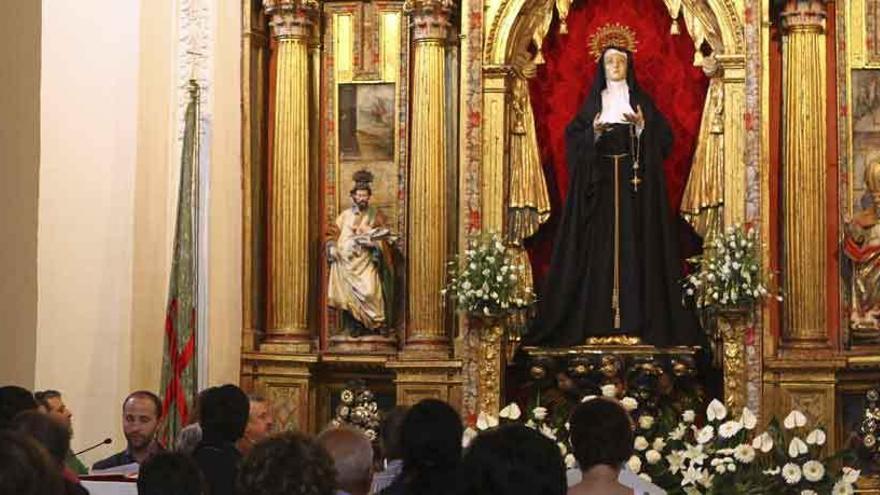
[588,23,638,62]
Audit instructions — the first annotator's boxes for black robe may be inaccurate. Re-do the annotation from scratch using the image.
[528,47,702,348]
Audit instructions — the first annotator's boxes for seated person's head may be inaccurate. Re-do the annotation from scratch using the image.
[12,410,70,468]
[316,427,373,495]
[34,390,73,434]
[122,391,162,451]
[138,452,206,495]
[401,399,463,478]
[236,431,335,495]
[175,423,203,455]
[239,395,274,453]
[0,386,37,429]
[0,429,64,495]
[379,406,407,462]
[461,424,566,495]
[198,384,249,443]
[569,398,634,472]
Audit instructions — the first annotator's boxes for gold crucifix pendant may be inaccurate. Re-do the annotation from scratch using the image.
[630,161,641,192]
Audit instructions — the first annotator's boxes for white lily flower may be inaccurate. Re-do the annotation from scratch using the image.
[706,399,728,422]
[499,402,522,421]
[740,407,757,430]
[806,428,826,446]
[666,450,686,474]
[788,437,808,458]
[841,467,860,484]
[476,411,498,430]
[783,410,807,429]
[752,432,774,453]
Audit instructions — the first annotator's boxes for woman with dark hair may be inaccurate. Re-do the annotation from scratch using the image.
[0,425,65,495]
[13,411,88,495]
[380,399,463,495]
[236,431,335,495]
[461,424,566,495]
[567,398,636,495]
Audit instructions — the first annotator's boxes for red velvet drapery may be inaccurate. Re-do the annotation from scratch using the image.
[526,0,709,286]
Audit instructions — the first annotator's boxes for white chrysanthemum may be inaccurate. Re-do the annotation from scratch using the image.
[714,463,727,474]
[707,399,728,422]
[682,410,696,423]
[751,432,774,453]
[652,437,666,452]
[667,450,686,474]
[645,449,661,465]
[802,460,825,482]
[718,420,743,439]
[696,425,714,445]
[621,397,638,412]
[784,410,808,430]
[634,436,649,451]
[626,455,642,474]
[741,407,757,430]
[806,428,826,446]
[638,415,655,430]
[788,437,808,458]
[832,481,854,495]
[782,463,803,485]
[499,402,521,421]
[601,384,618,398]
[733,444,755,464]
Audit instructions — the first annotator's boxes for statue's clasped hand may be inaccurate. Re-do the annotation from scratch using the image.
[623,105,645,129]
[593,113,612,135]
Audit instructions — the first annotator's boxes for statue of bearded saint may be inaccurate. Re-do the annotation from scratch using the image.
[844,161,880,344]
[528,45,702,348]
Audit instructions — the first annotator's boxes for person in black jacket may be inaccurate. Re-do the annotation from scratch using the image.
[192,384,250,495]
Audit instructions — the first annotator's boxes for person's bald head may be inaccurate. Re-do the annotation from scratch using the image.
[316,427,373,495]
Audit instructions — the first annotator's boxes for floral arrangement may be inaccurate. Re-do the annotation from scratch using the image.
[469,393,861,495]
[442,232,534,317]
[684,225,774,310]
[331,381,380,441]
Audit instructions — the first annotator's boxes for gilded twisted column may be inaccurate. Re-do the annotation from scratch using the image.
[404,0,453,354]
[780,0,828,348]
[264,0,318,351]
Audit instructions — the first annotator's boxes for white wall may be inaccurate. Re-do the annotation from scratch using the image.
[36,0,141,463]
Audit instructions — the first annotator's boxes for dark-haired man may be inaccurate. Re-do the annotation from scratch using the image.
[93,390,164,471]
[35,390,88,475]
[193,384,249,495]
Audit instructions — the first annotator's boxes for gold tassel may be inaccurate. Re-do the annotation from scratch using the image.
[670,19,680,35]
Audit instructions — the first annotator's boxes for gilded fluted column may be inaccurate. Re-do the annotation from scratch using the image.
[405,0,454,354]
[264,0,318,351]
[781,0,828,348]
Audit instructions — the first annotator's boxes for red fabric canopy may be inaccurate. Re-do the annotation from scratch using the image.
[526,0,709,285]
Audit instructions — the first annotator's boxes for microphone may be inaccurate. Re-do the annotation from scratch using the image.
[73,438,112,456]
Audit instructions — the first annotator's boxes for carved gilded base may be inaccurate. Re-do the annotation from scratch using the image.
[327,334,398,355]
[716,308,750,413]
[240,352,319,432]
[386,359,463,409]
[762,358,846,450]
[259,339,313,354]
[477,325,504,415]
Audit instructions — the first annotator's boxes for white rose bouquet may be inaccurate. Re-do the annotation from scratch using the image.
[442,232,535,318]
[684,225,775,310]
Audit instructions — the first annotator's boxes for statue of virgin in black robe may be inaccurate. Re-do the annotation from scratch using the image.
[527,47,702,347]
